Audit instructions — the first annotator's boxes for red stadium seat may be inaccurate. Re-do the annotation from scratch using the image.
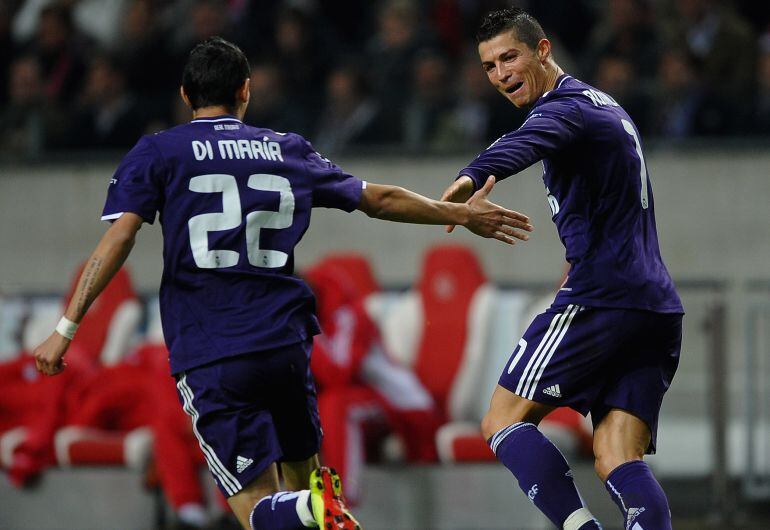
[381,245,592,462]
[379,245,497,459]
[312,252,381,299]
[54,426,152,470]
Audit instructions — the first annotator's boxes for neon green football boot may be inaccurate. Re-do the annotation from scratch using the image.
[309,467,361,529]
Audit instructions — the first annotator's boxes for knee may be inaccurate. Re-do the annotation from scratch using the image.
[480,413,499,442]
[481,410,530,441]
[593,451,643,482]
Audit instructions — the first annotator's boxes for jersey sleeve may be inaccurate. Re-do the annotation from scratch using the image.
[101,135,166,224]
[457,97,584,190]
[301,138,364,212]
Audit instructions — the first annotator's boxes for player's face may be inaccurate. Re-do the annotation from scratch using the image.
[479,31,550,108]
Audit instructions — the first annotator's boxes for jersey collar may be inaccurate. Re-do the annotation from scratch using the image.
[190,115,243,124]
[536,74,573,105]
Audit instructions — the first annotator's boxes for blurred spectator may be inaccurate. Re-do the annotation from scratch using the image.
[428,0,465,58]
[12,0,129,49]
[525,0,596,57]
[432,51,527,149]
[651,48,706,138]
[0,3,17,107]
[67,53,147,149]
[753,33,770,134]
[582,0,660,84]
[593,54,652,134]
[664,0,756,134]
[114,0,179,128]
[313,64,383,154]
[170,0,236,56]
[22,3,88,106]
[403,50,454,149]
[3,0,770,155]
[315,0,373,53]
[269,6,336,136]
[365,0,436,144]
[243,62,309,135]
[432,53,491,148]
[0,54,66,156]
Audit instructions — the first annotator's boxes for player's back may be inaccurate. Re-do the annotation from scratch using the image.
[104,116,363,373]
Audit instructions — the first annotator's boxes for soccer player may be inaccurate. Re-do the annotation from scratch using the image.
[441,9,684,530]
[31,37,532,530]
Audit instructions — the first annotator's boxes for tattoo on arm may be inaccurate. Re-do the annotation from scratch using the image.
[74,257,104,317]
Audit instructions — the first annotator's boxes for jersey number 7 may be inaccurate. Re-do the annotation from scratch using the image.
[621,119,649,210]
[187,173,295,269]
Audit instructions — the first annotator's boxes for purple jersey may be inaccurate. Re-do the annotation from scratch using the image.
[102,116,364,374]
[459,75,683,313]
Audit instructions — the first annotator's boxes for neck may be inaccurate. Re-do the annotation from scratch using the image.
[543,61,565,93]
[192,105,241,120]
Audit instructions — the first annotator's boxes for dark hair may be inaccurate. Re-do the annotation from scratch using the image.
[476,8,546,49]
[182,37,250,111]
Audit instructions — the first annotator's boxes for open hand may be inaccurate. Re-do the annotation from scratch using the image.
[440,176,475,233]
[463,176,533,244]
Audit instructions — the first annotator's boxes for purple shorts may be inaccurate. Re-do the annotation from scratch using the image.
[175,341,322,497]
[499,304,682,453]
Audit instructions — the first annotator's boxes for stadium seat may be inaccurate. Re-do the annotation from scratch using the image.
[0,427,27,468]
[0,266,146,473]
[48,266,147,468]
[54,426,152,470]
[435,291,594,461]
[379,245,498,458]
[312,252,381,299]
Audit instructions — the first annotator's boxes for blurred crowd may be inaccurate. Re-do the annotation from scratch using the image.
[1,0,770,159]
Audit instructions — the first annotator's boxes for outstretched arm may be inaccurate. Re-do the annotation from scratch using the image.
[358,176,532,244]
[34,213,143,375]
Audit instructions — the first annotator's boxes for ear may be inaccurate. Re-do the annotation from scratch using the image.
[537,38,552,63]
[180,86,192,109]
[237,78,250,104]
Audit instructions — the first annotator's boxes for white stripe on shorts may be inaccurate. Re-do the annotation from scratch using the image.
[515,306,572,397]
[177,375,242,496]
[526,305,581,399]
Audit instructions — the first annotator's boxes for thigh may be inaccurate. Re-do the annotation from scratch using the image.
[176,342,320,499]
[591,312,682,454]
[264,341,323,463]
[499,304,622,415]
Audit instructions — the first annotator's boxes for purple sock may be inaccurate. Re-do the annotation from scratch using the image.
[249,490,313,530]
[490,422,602,529]
[605,460,671,530]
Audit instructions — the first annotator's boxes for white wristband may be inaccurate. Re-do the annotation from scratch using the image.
[55,317,79,340]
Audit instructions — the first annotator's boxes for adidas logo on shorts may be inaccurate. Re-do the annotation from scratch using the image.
[236,455,254,473]
[542,384,562,398]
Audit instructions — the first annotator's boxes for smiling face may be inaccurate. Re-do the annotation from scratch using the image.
[479,30,553,108]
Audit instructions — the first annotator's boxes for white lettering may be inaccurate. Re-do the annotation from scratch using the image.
[262,141,274,161]
[237,139,253,159]
[528,484,539,502]
[546,187,560,217]
[192,140,210,161]
[202,138,285,162]
[582,89,619,108]
[251,140,266,160]
[219,140,238,159]
[268,141,283,161]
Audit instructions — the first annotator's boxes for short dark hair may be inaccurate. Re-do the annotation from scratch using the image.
[182,37,250,111]
[476,8,546,49]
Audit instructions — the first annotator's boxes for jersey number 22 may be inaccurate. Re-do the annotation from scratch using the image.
[187,173,294,269]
